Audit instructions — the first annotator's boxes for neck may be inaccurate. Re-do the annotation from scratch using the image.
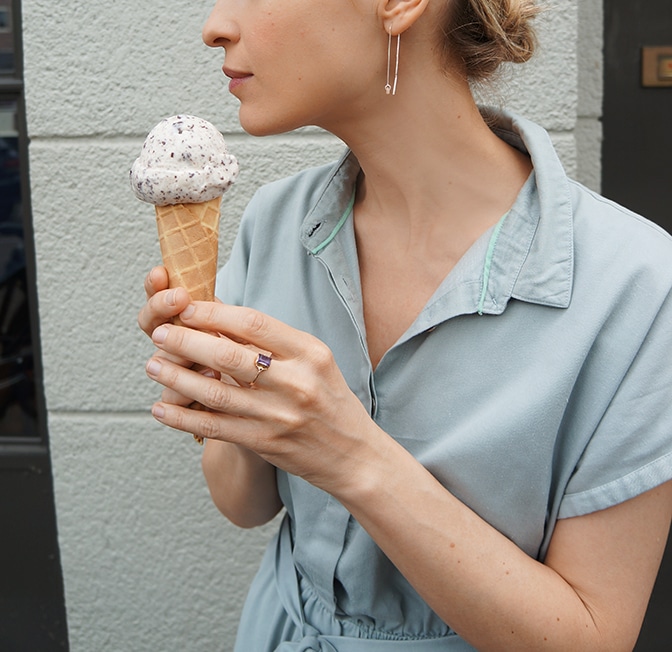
[322,72,531,244]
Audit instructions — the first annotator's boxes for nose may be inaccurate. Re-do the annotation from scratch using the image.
[202,0,240,48]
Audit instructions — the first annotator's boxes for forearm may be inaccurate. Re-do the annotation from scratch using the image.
[201,438,283,528]
[335,431,631,652]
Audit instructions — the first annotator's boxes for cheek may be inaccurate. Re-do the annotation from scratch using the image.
[251,11,334,71]
[246,13,284,58]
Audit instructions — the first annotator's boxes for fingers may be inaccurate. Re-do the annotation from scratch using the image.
[177,301,314,359]
[151,324,266,386]
[138,285,191,336]
[144,266,169,300]
[159,365,221,407]
[146,355,254,416]
[149,400,251,444]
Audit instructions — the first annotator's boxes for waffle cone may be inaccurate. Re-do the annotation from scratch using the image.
[155,198,221,445]
[155,197,221,310]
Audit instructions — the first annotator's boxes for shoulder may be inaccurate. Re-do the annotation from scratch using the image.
[568,180,672,293]
[569,179,671,250]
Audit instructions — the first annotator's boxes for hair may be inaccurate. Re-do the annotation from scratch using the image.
[438,0,541,83]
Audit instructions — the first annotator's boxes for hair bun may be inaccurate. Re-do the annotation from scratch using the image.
[443,0,540,82]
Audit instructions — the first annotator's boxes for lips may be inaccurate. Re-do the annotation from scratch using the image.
[223,66,251,79]
[223,67,253,93]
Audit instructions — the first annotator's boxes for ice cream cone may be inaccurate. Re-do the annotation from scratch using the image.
[155,196,222,318]
[131,115,238,446]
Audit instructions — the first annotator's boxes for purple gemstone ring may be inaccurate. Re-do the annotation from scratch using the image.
[250,352,272,387]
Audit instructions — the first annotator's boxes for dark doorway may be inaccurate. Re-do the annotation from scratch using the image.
[0,1,68,648]
[603,1,672,233]
[603,2,672,650]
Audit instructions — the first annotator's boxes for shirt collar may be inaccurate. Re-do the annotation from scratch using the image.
[485,109,574,311]
[300,109,574,320]
[300,150,359,254]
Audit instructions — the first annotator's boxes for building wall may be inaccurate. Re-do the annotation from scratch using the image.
[22,1,601,650]
[577,0,604,192]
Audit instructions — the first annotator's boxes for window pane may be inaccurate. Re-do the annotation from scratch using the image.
[0,3,14,76]
[0,99,37,438]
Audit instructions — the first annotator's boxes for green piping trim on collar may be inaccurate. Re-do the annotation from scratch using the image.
[310,188,356,255]
[478,212,509,315]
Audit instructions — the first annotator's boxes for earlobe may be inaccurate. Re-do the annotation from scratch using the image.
[380,0,430,35]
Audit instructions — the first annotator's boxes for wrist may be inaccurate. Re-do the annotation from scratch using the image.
[332,421,415,515]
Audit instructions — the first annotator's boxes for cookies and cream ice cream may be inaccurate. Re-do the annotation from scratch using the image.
[130,114,238,206]
[130,114,239,308]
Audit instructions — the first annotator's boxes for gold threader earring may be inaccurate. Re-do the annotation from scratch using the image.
[385,28,400,95]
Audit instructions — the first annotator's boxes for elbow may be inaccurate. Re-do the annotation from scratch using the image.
[213,496,283,529]
[576,614,642,652]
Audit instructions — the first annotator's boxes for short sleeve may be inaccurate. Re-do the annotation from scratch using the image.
[559,286,672,518]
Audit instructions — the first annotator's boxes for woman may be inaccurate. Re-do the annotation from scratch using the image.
[138,0,672,649]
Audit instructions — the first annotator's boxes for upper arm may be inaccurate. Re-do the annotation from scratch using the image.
[545,480,672,651]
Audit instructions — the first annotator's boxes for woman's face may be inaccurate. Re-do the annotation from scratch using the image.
[203,0,385,136]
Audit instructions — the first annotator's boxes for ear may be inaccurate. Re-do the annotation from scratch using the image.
[379,0,430,35]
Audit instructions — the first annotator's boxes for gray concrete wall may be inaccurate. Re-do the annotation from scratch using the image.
[21,1,602,650]
[577,0,604,192]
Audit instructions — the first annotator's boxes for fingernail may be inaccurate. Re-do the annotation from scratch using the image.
[181,304,195,320]
[166,290,176,306]
[152,325,169,344]
[146,359,162,377]
[152,404,166,419]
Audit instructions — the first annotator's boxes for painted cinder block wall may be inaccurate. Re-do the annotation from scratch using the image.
[21,1,601,650]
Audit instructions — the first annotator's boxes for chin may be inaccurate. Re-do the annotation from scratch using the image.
[239,108,307,138]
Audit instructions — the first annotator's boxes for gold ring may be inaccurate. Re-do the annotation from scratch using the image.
[250,352,272,387]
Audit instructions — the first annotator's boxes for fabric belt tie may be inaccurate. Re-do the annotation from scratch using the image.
[271,515,474,651]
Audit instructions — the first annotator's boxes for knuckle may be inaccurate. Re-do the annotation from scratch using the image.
[201,300,221,325]
[138,299,160,335]
[162,364,181,388]
[170,407,188,432]
[202,381,231,410]
[308,339,334,371]
[143,270,154,298]
[240,309,268,340]
[167,325,187,351]
[197,413,223,439]
[287,372,320,413]
[280,406,305,433]
[212,341,246,371]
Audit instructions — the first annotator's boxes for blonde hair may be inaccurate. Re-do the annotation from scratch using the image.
[439,0,540,82]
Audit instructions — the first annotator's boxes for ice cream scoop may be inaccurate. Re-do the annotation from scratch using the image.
[130,114,239,304]
[130,114,238,206]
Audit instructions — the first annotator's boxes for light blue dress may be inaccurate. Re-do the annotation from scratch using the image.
[216,110,672,651]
